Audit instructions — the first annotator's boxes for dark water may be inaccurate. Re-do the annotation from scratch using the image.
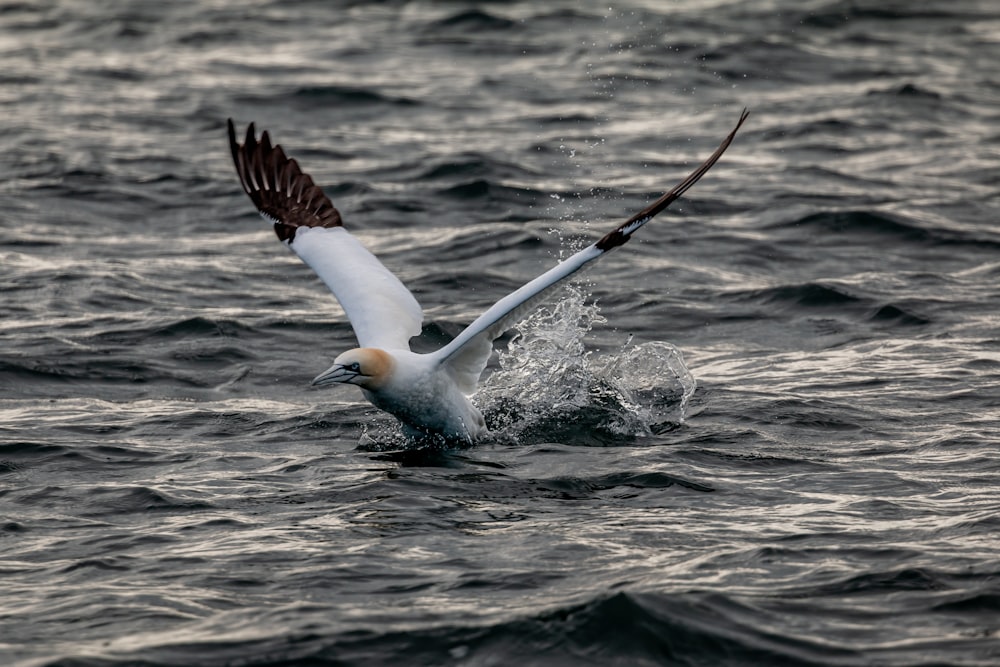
[3,1,1000,665]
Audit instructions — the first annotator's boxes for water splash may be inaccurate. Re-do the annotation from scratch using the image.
[478,285,696,444]
[354,284,696,451]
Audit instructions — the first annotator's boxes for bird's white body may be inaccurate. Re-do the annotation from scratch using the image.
[227,111,747,442]
[360,349,487,440]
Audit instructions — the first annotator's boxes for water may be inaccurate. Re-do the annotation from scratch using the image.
[2,1,999,665]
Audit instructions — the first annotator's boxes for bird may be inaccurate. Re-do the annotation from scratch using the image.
[227,110,747,442]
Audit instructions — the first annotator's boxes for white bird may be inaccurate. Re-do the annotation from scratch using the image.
[227,110,747,442]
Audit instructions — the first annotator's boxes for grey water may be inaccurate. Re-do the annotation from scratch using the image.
[2,1,999,665]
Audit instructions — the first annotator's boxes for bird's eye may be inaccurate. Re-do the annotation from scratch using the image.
[348,362,361,373]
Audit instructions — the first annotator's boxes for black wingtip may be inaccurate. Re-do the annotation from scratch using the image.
[226,118,239,163]
[226,119,345,238]
[243,122,257,153]
[595,107,748,251]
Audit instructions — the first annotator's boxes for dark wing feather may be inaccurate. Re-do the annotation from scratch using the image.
[596,108,749,250]
[227,119,343,243]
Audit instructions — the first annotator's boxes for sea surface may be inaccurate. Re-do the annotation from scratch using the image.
[2,1,999,665]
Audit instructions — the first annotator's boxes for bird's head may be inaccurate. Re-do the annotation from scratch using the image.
[311,348,394,390]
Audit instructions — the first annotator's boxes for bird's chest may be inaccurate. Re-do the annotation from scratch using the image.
[363,367,482,439]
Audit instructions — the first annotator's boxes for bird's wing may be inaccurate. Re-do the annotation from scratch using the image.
[429,109,749,394]
[227,120,423,351]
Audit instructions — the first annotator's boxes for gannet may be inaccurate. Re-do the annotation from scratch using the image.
[227,110,747,442]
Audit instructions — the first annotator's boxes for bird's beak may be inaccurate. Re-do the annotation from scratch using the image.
[311,364,358,387]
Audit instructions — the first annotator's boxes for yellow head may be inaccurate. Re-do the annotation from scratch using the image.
[311,348,394,390]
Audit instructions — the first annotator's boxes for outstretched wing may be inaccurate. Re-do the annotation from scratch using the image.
[429,109,749,394]
[227,120,423,351]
